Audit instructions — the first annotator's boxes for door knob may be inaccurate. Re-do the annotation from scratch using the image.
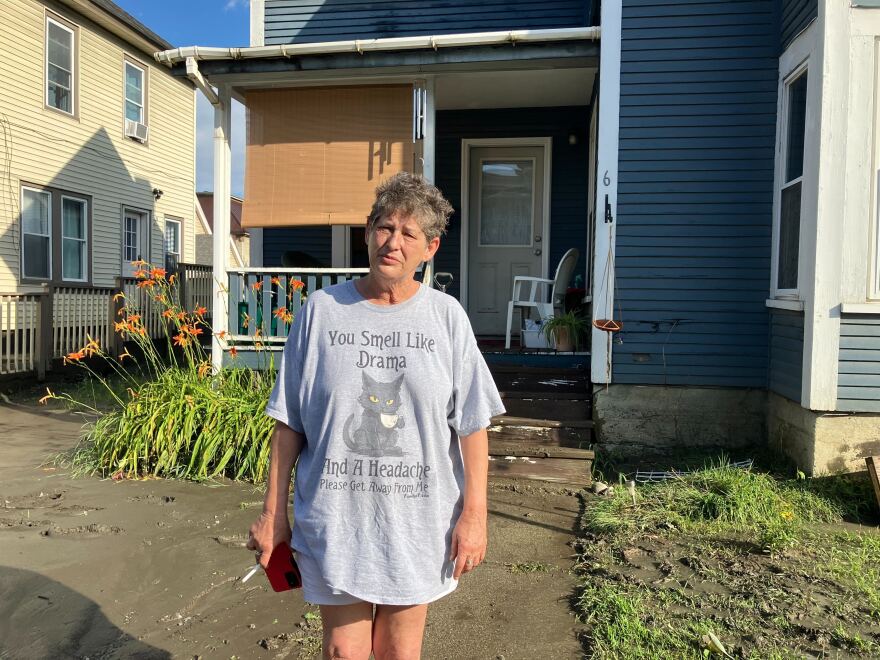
[534,249,542,256]
[535,235,542,242]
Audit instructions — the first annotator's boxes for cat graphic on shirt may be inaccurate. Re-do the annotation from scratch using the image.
[343,372,406,457]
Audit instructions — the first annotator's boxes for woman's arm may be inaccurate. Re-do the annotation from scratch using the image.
[247,420,305,567]
[450,427,489,578]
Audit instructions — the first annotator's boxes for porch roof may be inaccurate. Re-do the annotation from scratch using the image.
[155,28,599,83]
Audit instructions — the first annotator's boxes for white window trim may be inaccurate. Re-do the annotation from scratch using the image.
[771,60,809,299]
[124,59,146,125]
[45,15,75,116]
[122,206,148,266]
[60,195,88,283]
[164,217,181,260]
[20,186,52,281]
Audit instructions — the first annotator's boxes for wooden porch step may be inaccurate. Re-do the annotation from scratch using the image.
[499,395,591,421]
[491,415,592,429]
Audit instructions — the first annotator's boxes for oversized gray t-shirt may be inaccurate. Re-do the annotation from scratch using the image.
[265,280,505,604]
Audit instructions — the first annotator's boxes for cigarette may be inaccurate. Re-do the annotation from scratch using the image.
[241,563,262,583]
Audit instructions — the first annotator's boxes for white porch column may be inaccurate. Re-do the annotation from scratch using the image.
[423,76,436,184]
[590,1,622,384]
[212,84,232,372]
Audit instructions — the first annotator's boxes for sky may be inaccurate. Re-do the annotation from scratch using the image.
[114,0,249,196]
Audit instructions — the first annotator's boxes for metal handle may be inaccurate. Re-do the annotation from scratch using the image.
[534,249,542,256]
[535,235,542,242]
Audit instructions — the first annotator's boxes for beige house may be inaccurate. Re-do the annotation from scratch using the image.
[195,192,249,268]
[0,0,196,293]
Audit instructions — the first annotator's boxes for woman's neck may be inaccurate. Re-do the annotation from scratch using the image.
[355,274,420,305]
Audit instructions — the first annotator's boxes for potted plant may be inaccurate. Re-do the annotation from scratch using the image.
[540,311,589,352]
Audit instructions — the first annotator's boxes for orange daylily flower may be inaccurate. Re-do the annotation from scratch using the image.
[154,294,167,304]
[194,305,207,317]
[229,346,238,358]
[168,273,177,285]
[252,280,264,292]
[150,267,166,279]
[114,320,128,333]
[176,311,186,321]
[290,279,305,291]
[271,276,281,286]
[83,338,100,357]
[197,362,211,378]
[274,307,293,323]
[182,324,203,336]
[131,259,148,267]
[134,269,148,279]
[64,350,86,364]
[162,309,174,319]
[172,333,188,347]
[216,330,228,339]
[136,279,156,288]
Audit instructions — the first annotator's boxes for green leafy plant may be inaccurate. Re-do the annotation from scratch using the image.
[540,310,589,351]
[43,261,305,483]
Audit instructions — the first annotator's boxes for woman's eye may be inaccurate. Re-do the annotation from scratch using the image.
[386,399,394,405]
[369,395,379,402]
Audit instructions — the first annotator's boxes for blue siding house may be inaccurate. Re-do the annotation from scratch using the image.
[159,0,880,474]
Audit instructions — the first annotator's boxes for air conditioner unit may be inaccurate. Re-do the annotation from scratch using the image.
[124,119,149,142]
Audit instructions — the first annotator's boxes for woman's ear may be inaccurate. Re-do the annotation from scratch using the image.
[424,236,440,261]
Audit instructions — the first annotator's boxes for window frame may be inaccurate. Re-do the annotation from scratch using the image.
[122,55,149,141]
[19,184,92,285]
[44,11,78,118]
[164,217,182,261]
[771,60,810,300]
[20,186,52,282]
[60,195,88,283]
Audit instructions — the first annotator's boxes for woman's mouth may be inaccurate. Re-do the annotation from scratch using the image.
[380,254,397,264]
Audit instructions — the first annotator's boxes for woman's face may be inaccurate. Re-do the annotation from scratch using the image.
[366,211,440,282]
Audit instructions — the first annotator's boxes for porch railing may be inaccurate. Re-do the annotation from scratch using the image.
[227,267,370,344]
[0,262,214,379]
[0,293,40,376]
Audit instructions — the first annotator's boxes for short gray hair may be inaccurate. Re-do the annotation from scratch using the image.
[366,172,454,242]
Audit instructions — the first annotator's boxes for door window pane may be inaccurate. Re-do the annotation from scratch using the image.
[479,160,534,246]
[46,19,73,113]
[778,182,801,290]
[124,213,140,262]
[62,198,86,280]
[125,62,144,123]
[21,189,51,279]
[785,72,808,183]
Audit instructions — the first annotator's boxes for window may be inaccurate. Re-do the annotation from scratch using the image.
[45,15,75,115]
[124,60,145,124]
[164,218,181,261]
[21,188,51,279]
[775,67,808,294]
[20,185,90,283]
[123,211,141,263]
[61,197,87,281]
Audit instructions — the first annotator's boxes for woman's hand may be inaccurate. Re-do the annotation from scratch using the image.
[247,511,291,569]
[450,508,487,578]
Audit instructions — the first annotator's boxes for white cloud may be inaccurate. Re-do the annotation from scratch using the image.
[224,0,248,10]
[196,93,246,197]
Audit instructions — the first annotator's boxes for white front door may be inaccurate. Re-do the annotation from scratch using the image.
[467,145,546,335]
[122,208,149,276]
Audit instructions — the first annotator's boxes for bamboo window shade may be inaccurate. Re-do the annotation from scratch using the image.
[242,85,418,228]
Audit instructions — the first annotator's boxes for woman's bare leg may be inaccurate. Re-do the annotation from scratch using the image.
[371,604,428,660]
[319,602,374,660]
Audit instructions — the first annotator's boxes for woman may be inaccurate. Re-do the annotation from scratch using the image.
[247,172,505,659]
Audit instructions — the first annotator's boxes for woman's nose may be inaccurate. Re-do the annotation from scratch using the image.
[385,231,403,249]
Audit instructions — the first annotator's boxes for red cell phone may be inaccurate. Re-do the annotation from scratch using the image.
[265,541,302,592]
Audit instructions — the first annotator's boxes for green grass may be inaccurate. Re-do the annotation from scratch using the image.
[574,461,880,659]
[505,561,556,574]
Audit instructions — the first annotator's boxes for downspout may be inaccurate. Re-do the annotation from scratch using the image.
[186,57,219,106]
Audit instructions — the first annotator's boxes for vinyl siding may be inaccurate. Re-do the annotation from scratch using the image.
[0,0,195,292]
[612,0,778,387]
[837,315,880,413]
[781,0,817,49]
[435,107,590,301]
[263,0,593,45]
[262,227,333,267]
[768,310,803,403]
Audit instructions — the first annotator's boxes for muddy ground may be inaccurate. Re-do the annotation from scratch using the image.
[0,403,585,659]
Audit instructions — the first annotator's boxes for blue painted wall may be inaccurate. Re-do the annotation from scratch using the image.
[781,0,817,49]
[263,0,593,45]
[262,227,332,267]
[768,310,803,402]
[435,106,590,301]
[837,315,880,413]
[612,0,778,387]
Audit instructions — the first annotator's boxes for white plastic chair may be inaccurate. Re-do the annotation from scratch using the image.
[504,248,580,349]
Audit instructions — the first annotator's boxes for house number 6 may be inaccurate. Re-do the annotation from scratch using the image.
[603,171,611,186]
